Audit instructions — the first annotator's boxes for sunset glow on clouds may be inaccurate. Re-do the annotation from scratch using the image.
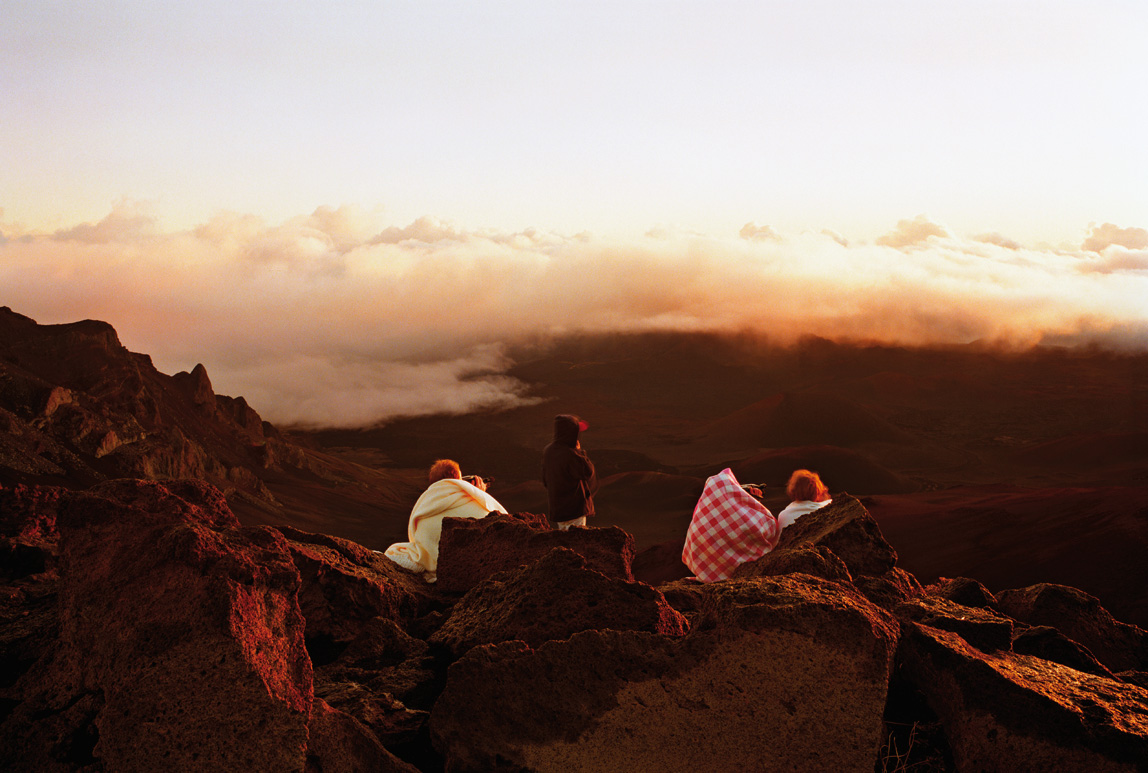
[2,2,1146,425]
[3,205,1145,426]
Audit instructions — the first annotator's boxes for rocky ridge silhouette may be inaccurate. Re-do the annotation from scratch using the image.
[0,306,422,549]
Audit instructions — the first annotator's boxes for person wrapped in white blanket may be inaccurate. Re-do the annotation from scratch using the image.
[384,459,507,582]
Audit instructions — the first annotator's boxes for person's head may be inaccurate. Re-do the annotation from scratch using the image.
[553,414,588,447]
[786,469,829,502]
[428,459,461,484]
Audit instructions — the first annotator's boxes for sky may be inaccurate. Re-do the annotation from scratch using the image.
[3,1,1147,427]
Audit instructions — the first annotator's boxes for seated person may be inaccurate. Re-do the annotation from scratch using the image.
[384,459,506,582]
[777,469,832,529]
[682,467,780,582]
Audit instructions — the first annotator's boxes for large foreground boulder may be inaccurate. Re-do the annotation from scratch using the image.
[898,622,1148,771]
[429,548,687,657]
[2,479,313,771]
[429,574,898,772]
[0,479,413,773]
[434,513,634,593]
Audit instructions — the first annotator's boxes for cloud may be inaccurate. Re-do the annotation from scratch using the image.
[875,215,950,248]
[1082,222,1148,253]
[371,216,465,245]
[739,222,782,242]
[973,232,1021,250]
[3,208,1146,428]
[53,200,159,243]
[213,346,541,429]
[1077,250,1148,275]
[820,229,848,247]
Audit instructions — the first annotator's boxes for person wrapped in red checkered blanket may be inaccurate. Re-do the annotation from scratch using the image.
[682,467,780,582]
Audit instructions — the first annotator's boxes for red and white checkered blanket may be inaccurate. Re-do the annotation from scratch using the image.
[682,468,780,582]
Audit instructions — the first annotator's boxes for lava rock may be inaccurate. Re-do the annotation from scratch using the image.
[995,583,1148,674]
[435,513,634,593]
[731,542,852,582]
[924,576,997,609]
[775,494,898,578]
[430,573,899,773]
[898,621,1148,772]
[430,547,688,658]
[274,526,436,662]
[853,567,923,611]
[894,595,1014,653]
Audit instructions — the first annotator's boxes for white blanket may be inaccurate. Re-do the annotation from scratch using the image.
[384,478,507,579]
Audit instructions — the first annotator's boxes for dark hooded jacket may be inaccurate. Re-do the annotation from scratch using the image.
[542,414,597,524]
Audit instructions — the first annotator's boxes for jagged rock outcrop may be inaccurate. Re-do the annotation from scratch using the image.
[0,483,62,581]
[995,583,1148,674]
[925,575,998,609]
[852,566,924,611]
[313,615,441,761]
[775,494,898,578]
[274,525,437,661]
[434,512,635,593]
[307,696,420,773]
[1011,625,1117,679]
[894,595,1014,653]
[0,307,295,507]
[429,547,687,657]
[731,542,852,582]
[0,479,411,772]
[429,573,899,773]
[0,484,62,694]
[1,479,314,771]
[898,622,1148,771]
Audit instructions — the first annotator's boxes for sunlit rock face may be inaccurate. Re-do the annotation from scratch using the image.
[1,479,312,771]
[995,583,1148,675]
[429,574,899,773]
[0,479,415,773]
[898,622,1148,772]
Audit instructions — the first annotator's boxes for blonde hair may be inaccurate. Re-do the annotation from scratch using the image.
[428,459,461,484]
[787,469,829,502]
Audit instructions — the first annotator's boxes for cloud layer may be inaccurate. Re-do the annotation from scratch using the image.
[3,205,1146,427]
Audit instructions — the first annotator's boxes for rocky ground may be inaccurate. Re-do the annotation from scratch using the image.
[2,306,1147,770]
[3,479,1148,771]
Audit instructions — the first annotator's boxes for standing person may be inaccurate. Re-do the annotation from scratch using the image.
[542,414,597,530]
